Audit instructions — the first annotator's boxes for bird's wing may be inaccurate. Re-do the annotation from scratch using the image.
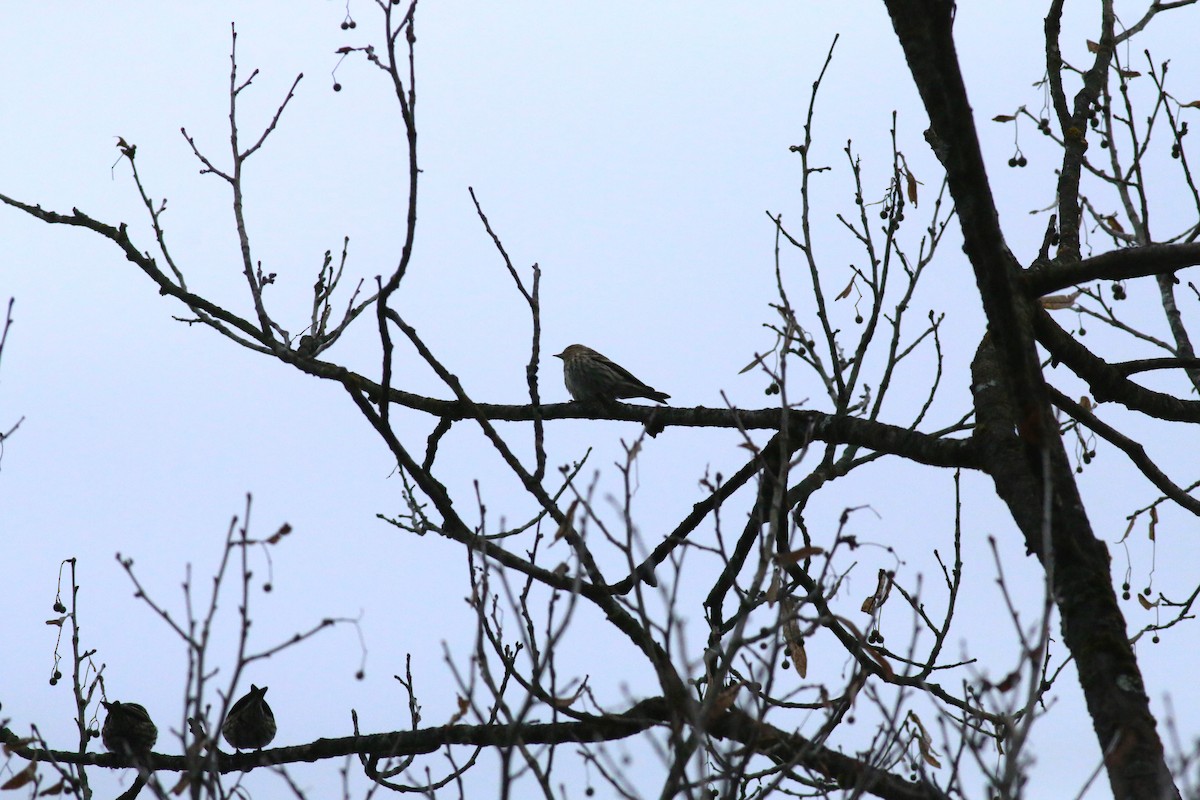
[606,357,656,391]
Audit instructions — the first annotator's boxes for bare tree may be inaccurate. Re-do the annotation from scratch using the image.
[3,2,1200,799]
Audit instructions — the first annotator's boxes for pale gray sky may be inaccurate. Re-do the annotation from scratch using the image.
[3,3,1198,798]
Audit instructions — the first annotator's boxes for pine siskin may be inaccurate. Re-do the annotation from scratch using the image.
[101,701,158,757]
[222,684,277,750]
[554,344,670,404]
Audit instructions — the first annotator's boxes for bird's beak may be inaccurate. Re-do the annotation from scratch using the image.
[553,352,564,360]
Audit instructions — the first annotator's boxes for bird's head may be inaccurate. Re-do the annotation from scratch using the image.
[554,344,587,360]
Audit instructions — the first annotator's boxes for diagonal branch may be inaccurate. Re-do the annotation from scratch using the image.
[1035,309,1200,421]
[1047,386,1200,515]
[0,194,272,352]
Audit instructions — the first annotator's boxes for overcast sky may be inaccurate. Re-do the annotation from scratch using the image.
[3,3,1199,798]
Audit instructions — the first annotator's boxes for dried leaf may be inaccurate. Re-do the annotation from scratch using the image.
[170,773,192,796]
[906,169,919,206]
[861,569,892,614]
[785,626,808,679]
[995,670,1021,692]
[448,695,470,725]
[844,672,866,706]
[776,546,824,565]
[738,352,768,375]
[1119,515,1137,543]
[908,712,943,768]
[1,762,36,791]
[1086,39,1100,53]
[1183,100,1200,109]
[1137,593,1154,610]
[709,682,742,715]
[1149,506,1158,541]
[45,617,65,627]
[266,523,293,545]
[1040,290,1081,310]
[766,568,780,605]
[549,683,587,710]
[1118,69,1142,79]
[114,136,136,159]
[992,114,1017,123]
[782,600,808,678]
[831,611,885,671]
[836,276,855,300]
[554,500,579,543]
[864,643,894,679]
[38,778,67,796]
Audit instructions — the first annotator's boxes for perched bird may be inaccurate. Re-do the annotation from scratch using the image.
[554,344,670,404]
[101,701,158,757]
[222,684,277,750]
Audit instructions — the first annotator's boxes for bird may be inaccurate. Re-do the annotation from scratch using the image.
[101,701,158,758]
[554,344,669,404]
[222,684,277,750]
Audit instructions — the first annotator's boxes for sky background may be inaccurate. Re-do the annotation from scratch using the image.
[3,3,1199,798]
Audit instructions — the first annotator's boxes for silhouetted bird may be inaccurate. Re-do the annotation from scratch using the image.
[102,701,158,757]
[554,344,669,404]
[222,684,276,750]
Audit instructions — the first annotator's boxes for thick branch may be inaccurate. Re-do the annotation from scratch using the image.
[712,707,950,800]
[971,340,1178,800]
[885,4,1177,795]
[3,701,948,800]
[882,0,1051,448]
[1048,386,1200,516]
[1036,310,1200,421]
[1023,242,1200,295]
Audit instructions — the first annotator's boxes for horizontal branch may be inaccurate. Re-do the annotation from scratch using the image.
[1113,357,1200,376]
[1,191,974,474]
[2,699,946,800]
[1023,243,1200,296]
[0,704,659,772]
[295,362,976,471]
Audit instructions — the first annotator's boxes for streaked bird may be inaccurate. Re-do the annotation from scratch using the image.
[222,684,277,750]
[101,701,158,757]
[554,344,669,404]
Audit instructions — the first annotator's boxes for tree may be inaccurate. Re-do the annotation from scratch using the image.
[3,2,1200,798]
